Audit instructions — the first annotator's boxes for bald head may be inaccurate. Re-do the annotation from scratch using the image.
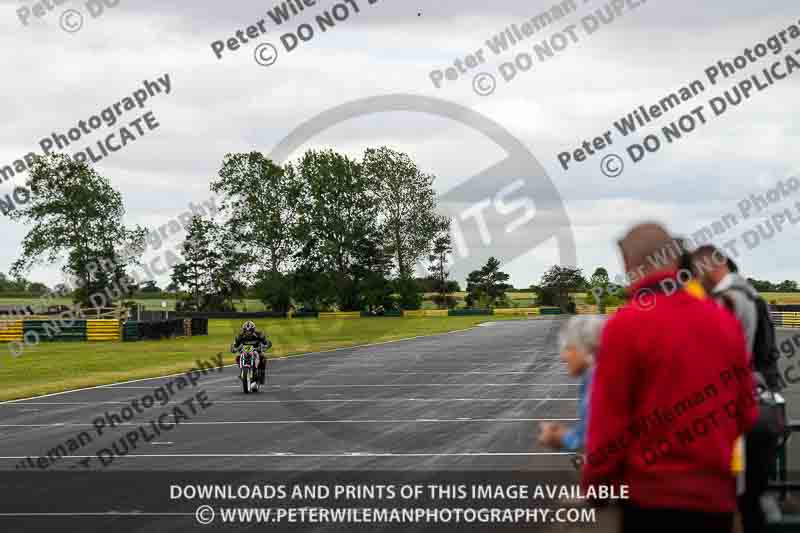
[618,222,680,280]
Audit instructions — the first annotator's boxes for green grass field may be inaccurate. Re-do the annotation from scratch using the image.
[0,316,524,402]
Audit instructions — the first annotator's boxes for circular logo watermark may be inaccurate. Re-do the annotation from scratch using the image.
[227,93,576,454]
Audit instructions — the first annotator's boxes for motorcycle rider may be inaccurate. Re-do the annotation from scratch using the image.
[231,321,271,385]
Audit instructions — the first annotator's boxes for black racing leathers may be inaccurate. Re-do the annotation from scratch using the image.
[233,331,272,384]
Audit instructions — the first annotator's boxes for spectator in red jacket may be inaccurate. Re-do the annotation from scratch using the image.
[582,222,758,533]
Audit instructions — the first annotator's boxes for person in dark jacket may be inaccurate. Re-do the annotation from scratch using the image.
[692,244,781,533]
[231,320,272,385]
[582,223,758,533]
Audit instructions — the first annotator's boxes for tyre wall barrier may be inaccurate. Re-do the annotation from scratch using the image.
[448,309,492,316]
[23,320,87,342]
[772,305,800,312]
[361,310,403,317]
[87,320,121,342]
[122,318,210,342]
[404,309,449,318]
[772,312,800,328]
[123,321,140,342]
[290,311,319,318]
[493,307,541,316]
[319,311,362,319]
[175,311,287,319]
[123,319,184,342]
[0,320,23,342]
[191,318,209,336]
[538,307,563,315]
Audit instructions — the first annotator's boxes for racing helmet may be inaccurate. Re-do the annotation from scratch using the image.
[242,320,256,335]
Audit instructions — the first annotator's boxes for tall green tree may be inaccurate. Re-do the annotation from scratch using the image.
[747,278,774,292]
[353,231,395,313]
[211,152,299,274]
[539,265,587,312]
[465,257,512,308]
[9,154,145,307]
[293,149,379,311]
[428,227,455,309]
[363,147,446,279]
[170,216,221,310]
[588,267,610,313]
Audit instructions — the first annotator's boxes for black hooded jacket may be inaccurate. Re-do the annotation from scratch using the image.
[233,330,272,352]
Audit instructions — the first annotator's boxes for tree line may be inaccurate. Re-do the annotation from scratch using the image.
[7,153,799,313]
[168,148,452,313]
[5,150,457,313]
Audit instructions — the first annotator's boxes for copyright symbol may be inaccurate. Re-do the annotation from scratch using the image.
[60,9,84,33]
[634,288,657,311]
[473,72,496,96]
[254,43,279,67]
[601,154,624,178]
[195,505,215,525]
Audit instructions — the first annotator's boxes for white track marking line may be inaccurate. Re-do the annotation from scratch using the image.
[0,417,576,427]
[4,398,578,405]
[273,371,567,376]
[0,513,191,517]
[215,383,580,389]
[0,451,573,459]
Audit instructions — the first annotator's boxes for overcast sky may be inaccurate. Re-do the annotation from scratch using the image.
[1,0,799,288]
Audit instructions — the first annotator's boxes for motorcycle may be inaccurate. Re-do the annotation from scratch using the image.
[237,344,261,394]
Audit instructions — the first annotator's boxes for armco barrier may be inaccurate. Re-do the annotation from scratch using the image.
[86,320,121,342]
[23,320,86,342]
[0,320,23,342]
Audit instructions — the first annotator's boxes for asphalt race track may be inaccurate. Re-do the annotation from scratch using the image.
[2,318,800,532]
[0,319,578,472]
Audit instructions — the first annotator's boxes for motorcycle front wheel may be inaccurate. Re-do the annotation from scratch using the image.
[242,370,251,394]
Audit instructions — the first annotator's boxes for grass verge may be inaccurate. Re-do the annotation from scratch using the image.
[0,316,529,402]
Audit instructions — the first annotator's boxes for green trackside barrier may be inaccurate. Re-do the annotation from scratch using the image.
[360,310,403,317]
[448,308,492,316]
[290,310,319,318]
[539,307,563,315]
[23,320,86,342]
[122,321,140,342]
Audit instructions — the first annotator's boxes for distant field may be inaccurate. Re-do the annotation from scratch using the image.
[761,292,800,303]
[0,290,798,313]
[0,297,269,312]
